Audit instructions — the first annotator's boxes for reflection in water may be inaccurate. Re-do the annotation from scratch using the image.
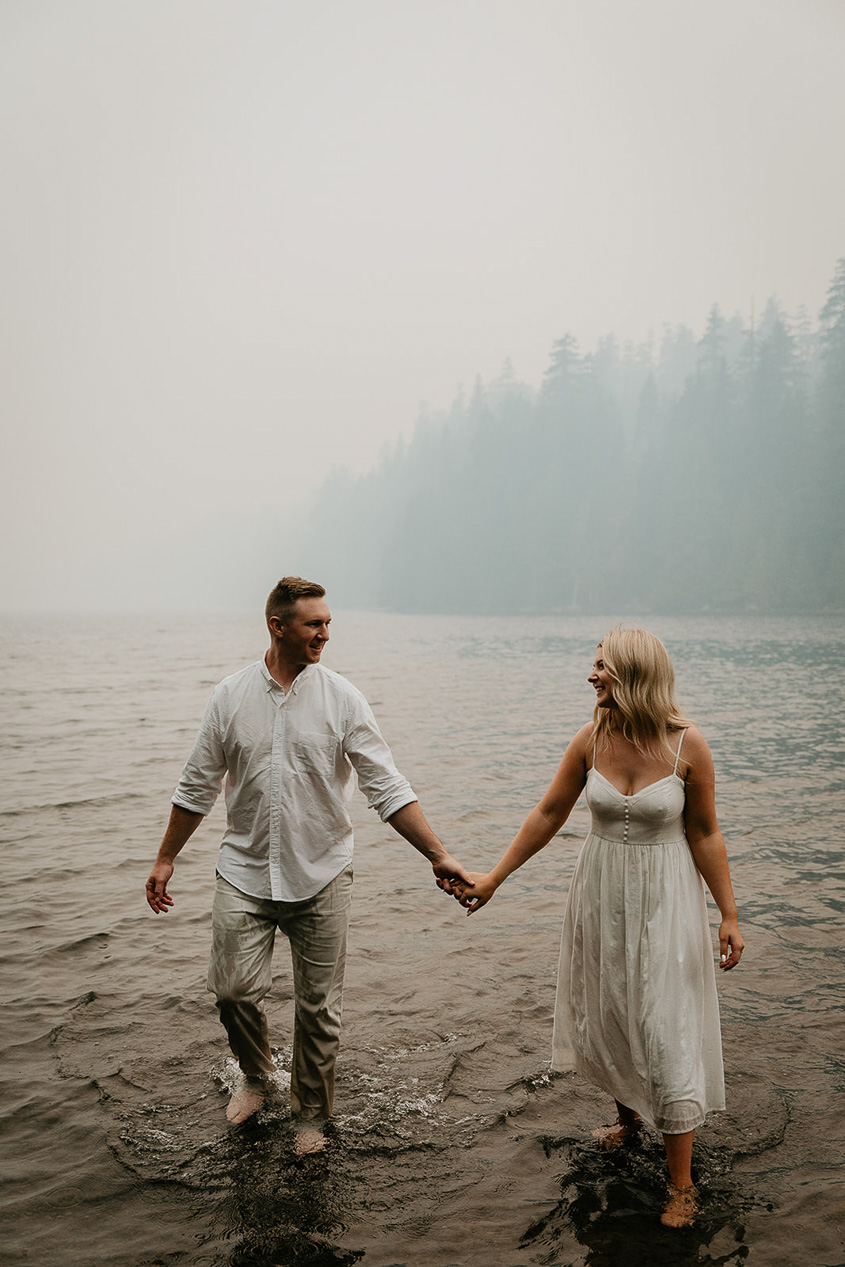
[213,1117,362,1267]
[521,1134,758,1266]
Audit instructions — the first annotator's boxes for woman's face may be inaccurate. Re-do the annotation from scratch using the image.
[588,647,616,709]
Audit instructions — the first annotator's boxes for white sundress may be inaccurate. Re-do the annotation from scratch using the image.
[551,730,725,1135]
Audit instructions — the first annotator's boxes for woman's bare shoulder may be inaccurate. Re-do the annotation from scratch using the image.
[557,722,593,768]
[570,721,594,751]
[677,725,715,775]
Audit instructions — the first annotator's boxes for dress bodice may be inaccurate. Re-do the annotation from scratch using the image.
[585,767,687,845]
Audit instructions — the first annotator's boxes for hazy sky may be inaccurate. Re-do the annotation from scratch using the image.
[2,0,843,610]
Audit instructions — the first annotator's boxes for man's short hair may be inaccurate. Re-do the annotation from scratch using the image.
[265,576,326,629]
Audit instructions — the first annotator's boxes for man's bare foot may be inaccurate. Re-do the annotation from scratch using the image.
[660,1183,699,1228]
[226,1081,265,1124]
[294,1126,327,1156]
[591,1118,641,1148]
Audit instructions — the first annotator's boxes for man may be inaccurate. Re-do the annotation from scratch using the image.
[145,576,469,1149]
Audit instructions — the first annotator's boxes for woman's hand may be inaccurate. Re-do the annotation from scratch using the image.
[451,872,499,915]
[718,917,745,970]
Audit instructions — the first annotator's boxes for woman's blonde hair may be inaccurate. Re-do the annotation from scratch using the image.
[590,626,692,758]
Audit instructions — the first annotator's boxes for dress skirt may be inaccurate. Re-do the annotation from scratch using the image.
[551,826,725,1135]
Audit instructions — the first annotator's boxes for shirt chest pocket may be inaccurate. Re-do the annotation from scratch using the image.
[292,732,340,777]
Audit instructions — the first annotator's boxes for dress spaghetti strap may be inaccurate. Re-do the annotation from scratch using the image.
[672,728,687,776]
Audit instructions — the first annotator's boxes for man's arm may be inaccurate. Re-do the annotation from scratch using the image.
[145,805,205,913]
[147,687,227,914]
[386,801,473,889]
[341,690,473,891]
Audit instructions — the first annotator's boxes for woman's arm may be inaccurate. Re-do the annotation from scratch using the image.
[682,727,745,970]
[458,723,591,914]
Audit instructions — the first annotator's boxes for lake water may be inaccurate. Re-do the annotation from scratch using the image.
[1,610,844,1267]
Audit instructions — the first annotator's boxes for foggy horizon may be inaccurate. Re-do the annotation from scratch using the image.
[2,0,844,613]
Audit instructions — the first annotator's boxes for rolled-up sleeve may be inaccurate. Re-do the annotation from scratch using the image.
[172,693,227,815]
[343,695,416,822]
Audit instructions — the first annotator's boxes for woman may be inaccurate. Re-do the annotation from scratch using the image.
[453,627,744,1228]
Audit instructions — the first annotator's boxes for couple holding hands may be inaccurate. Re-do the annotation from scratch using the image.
[146,576,743,1228]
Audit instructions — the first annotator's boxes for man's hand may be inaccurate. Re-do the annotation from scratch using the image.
[432,852,475,896]
[146,861,175,913]
[386,803,474,896]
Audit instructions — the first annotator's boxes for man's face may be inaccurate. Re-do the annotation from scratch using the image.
[277,597,331,667]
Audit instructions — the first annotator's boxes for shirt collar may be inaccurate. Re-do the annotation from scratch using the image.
[260,657,316,695]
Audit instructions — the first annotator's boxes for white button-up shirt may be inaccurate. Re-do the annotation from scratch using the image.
[172,659,417,901]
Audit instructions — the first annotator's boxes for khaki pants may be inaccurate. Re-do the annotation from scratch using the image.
[207,866,353,1123]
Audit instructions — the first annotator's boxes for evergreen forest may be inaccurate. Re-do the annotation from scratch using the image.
[299,261,845,615]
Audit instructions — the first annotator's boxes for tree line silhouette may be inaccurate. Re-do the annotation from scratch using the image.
[301,260,845,614]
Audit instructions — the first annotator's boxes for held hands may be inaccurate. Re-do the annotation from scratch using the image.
[145,861,175,914]
[448,872,499,915]
[718,917,745,970]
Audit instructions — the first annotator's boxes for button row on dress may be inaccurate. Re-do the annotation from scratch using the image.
[623,804,630,842]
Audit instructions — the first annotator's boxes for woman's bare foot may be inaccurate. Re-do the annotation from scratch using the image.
[294,1126,327,1156]
[660,1183,699,1228]
[591,1118,641,1148]
[226,1081,265,1124]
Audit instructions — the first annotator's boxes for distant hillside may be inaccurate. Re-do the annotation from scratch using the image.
[295,260,845,615]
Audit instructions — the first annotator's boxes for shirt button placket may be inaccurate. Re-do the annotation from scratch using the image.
[623,802,630,843]
[270,695,285,900]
